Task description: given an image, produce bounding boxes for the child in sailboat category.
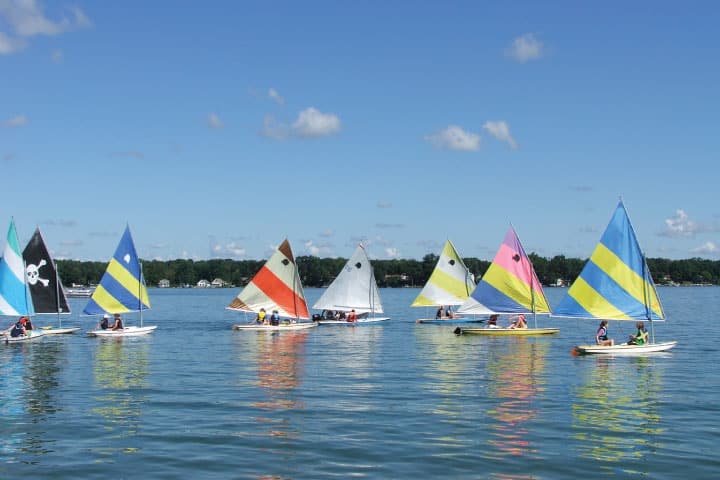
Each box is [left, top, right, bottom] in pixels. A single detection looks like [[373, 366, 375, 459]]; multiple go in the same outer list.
[[508, 314, 527, 329], [8, 317, 28, 338], [627, 322, 648, 345], [488, 314, 500, 328], [111, 314, 124, 330], [99, 314, 110, 330], [596, 320, 614, 346]]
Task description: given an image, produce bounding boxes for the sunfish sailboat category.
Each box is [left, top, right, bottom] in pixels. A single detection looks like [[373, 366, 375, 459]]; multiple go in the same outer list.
[[1, 219, 43, 343], [84, 226, 156, 337], [230, 239, 317, 331], [312, 243, 389, 324], [411, 239, 478, 324], [23, 228, 78, 334], [554, 201, 676, 354], [455, 226, 558, 336]]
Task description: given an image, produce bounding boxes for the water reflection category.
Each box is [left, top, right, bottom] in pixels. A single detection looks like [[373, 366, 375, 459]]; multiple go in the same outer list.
[[0, 339, 65, 462], [572, 356, 663, 471], [91, 338, 150, 456], [484, 338, 548, 459]]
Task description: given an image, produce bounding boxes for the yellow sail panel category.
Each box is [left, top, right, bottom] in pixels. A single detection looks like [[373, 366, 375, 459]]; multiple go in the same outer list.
[[567, 276, 630, 320]]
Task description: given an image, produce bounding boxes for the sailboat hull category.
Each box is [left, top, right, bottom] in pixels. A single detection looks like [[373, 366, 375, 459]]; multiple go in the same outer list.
[[575, 341, 677, 355], [4, 330, 45, 343], [455, 327, 560, 336], [232, 322, 318, 331], [416, 317, 484, 324], [39, 326, 81, 335], [87, 326, 157, 337], [318, 317, 390, 325]]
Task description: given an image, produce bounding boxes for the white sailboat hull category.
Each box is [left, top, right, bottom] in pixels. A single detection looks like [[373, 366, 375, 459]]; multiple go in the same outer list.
[[87, 326, 157, 337], [39, 326, 81, 335], [575, 341, 677, 355], [4, 330, 45, 343], [318, 317, 390, 325], [232, 322, 318, 331], [455, 327, 560, 336], [416, 317, 484, 324]]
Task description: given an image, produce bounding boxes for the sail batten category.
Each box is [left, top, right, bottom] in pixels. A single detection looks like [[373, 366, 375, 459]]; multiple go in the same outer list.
[[228, 239, 309, 319], [83, 226, 150, 315], [555, 201, 664, 321], [411, 240, 475, 307]]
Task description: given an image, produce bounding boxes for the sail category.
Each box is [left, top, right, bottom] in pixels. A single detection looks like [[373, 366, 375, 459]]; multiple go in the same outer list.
[[22, 228, 70, 315], [554, 201, 664, 321], [0, 219, 35, 316], [312, 244, 383, 314], [83, 225, 150, 315], [228, 239, 309, 319], [458, 226, 550, 315], [411, 240, 475, 307]]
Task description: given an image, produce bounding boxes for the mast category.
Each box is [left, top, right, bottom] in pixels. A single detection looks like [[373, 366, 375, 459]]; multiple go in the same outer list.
[[54, 259, 62, 328], [139, 260, 144, 328]]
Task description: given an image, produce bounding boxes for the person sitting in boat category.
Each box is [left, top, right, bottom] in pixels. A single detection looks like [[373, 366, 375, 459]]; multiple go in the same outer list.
[[347, 309, 358, 323], [627, 322, 648, 345], [111, 314, 124, 331], [9, 317, 28, 338], [270, 310, 280, 326], [508, 314, 527, 329], [444, 306, 456, 319], [24, 317, 34, 331], [99, 314, 110, 330], [487, 314, 500, 329], [337, 310, 346, 320], [435, 306, 444, 319], [255, 308, 267, 324], [596, 320, 614, 346]]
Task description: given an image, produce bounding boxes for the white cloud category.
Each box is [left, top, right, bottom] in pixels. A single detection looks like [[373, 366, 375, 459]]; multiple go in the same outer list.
[[385, 247, 400, 258], [424, 125, 480, 151], [207, 112, 224, 129], [483, 121, 518, 149], [1, 114, 28, 128], [268, 88, 284, 105], [0, 31, 26, 54], [211, 241, 246, 259], [0, 1, 91, 55], [690, 241, 720, 255], [292, 107, 341, 138], [262, 114, 289, 139], [304, 240, 333, 256], [660, 209, 699, 238], [506, 33, 543, 63]]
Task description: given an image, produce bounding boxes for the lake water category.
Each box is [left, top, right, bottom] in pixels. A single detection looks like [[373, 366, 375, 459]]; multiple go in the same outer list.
[[1, 287, 718, 479]]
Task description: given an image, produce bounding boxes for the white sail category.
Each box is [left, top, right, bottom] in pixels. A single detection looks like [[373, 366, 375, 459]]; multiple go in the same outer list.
[[411, 240, 475, 307], [313, 244, 383, 314]]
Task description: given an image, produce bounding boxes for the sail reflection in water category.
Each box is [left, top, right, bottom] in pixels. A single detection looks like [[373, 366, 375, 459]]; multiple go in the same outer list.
[[92, 338, 150, 456], [484, 338, 549, 459], [0, 340, 66, 461], [572, 356, 663, 471]]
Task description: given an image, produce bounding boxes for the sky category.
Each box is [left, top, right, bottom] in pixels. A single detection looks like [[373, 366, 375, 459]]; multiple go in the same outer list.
[[2, 1, 719, 263]]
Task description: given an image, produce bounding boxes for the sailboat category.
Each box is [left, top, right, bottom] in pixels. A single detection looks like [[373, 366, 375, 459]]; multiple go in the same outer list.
[[455, 226, 558, 335], [1, 219, 43, 343], [554, 201, 676, 354], [411, 239, 479, 324], [312, 243, 390, 324], [22, 228, 78, 334], [229, 239, 317, 331], [84, 225, 156, 337]]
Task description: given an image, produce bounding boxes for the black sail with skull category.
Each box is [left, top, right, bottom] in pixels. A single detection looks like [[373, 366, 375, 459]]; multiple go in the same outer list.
[[22, 228, 70, 314]]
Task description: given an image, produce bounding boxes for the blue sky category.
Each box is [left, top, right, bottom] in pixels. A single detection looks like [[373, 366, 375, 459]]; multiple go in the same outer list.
[[2, 1, 719, 262]]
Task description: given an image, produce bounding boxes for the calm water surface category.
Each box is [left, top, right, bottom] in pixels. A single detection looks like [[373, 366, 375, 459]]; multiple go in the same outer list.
[[1, 287, 719, 479]]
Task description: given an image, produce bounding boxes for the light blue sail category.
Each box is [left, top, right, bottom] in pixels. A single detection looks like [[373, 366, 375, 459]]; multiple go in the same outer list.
[[83, 225, 150, 315], [0, 219, 35, 316], [555, 201, 664, 321]]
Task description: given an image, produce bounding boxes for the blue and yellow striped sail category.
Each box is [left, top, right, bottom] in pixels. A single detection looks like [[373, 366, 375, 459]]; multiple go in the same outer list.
[[0, 219, 35, 316], [555, 201, 664, 321], [83, 225, 150, 315]]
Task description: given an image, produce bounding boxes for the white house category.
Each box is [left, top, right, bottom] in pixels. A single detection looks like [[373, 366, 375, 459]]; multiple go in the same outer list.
[[196, 279, 211, 288]]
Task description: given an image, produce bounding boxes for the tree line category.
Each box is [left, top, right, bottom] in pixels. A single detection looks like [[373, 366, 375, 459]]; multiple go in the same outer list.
[[56, 254, 720, 288]]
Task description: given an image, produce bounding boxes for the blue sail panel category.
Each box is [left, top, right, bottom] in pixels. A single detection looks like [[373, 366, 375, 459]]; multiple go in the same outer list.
[[470, 281, 528, 314], [598, 204, 646, 278], [0, 220, 35, 316]]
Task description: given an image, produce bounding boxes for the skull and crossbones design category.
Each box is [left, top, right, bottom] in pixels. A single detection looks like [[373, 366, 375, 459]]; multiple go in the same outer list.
[[26, 259, 50, 287]]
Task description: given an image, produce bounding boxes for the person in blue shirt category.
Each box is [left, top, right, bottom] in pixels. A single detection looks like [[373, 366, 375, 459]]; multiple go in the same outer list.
[[9, 317, 28, 338], [270, 310, 280, 326]]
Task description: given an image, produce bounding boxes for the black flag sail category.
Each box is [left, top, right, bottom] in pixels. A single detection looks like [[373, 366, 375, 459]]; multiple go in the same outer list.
[[22, 228, 70, 315]]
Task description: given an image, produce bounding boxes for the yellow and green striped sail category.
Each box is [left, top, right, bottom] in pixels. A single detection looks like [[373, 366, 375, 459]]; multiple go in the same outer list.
[[411, 240, 475, 307], [555, 201, 664, 321], [83, 225, 150, 315]]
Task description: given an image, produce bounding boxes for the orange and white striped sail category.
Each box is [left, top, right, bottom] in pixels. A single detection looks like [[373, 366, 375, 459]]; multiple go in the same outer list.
[[227, 239, 309, 319]]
